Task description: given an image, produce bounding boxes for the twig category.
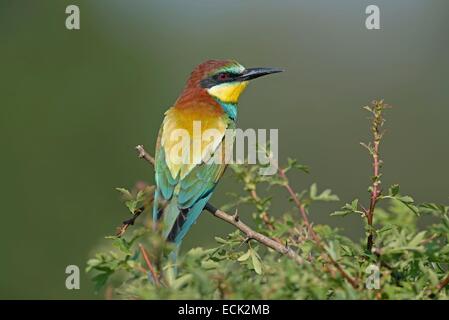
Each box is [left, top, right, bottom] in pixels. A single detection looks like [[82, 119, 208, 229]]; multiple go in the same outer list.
[[205, 203, 304, 265], [363, 100, 388, 252], [135, 145, 305, 265], [116, 183, 156, 237], [249, 189, 275, 231], [138, 243, 161, 287], [437, 273, 449, 293], [278, 168, 317, 239], [116, 206, 145, 237], [276, 165, 359, 289], [104, 285, 113, 300], [136, 145, 155, 165]]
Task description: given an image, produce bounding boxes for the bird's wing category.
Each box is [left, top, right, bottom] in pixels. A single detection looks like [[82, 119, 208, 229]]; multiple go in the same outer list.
[[167, 153, 228, 243], [153, 104, 233, 244]]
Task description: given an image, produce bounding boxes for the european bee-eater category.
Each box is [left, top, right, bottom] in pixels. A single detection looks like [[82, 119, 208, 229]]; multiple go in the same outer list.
[[153, 59, 282, 249]]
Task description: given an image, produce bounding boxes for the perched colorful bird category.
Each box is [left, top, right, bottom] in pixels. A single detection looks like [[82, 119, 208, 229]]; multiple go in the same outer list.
[[153, 59, 282, 250]]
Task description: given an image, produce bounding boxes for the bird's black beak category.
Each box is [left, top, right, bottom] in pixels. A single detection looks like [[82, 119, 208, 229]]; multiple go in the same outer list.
[[237, 67, 284, 81]]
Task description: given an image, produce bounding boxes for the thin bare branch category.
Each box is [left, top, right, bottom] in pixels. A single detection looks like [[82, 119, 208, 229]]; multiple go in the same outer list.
[[276, 165, 359, 289], [134, 145, 305, 266], [278, 167, 317, 239], [437, 273, 449, 293], [116, 206, 145, 237], [138, 243, 161, 287], [136, 145, 155, 165], [204, 203, 304, 265]]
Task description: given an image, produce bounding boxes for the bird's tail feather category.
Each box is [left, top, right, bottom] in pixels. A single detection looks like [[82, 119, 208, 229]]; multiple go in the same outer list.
[[154, 189, 213, 245], [171, 194, 212, 244], [152, 188, 213, 279]]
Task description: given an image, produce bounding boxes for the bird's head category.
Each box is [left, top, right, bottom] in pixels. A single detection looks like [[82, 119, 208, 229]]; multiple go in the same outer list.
[[178, 60, 283, 105]]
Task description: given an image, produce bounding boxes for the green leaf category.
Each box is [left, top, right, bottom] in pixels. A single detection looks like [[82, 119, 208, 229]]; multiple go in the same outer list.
[[310, 183, 318, 198], [92, 272, 111, 291], [136, 190, 146, 202], [330, 199, 362, 217], [201, 260, 219, 270], [330, 210, 352, 217], [125, 200, 138, 213], [382, 193, 420, 215], [115, 187, 132, 199], [397, 195, 414, 204], [389, 184, 400, 197], [250, 250, 263, 275], [112, 238, 131, 255], [419, 203, 448, 216], [214, 237, 228, 244], [409, 231, 426, 247], [310, 183, 340, 202], [237, 250, 251, 262], [350, 199, 359, 210], [286, 158, 309, 174]]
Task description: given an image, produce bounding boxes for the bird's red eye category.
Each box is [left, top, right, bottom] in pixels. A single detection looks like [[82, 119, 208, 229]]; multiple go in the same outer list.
[[218, 73, 230, 81]]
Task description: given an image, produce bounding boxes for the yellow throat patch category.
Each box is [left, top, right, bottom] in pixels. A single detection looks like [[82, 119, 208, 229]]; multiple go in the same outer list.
[[207, 81, 249, 103]]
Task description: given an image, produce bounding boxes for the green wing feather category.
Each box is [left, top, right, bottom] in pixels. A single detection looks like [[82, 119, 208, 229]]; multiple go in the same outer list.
[[153, 117, 232, 245]]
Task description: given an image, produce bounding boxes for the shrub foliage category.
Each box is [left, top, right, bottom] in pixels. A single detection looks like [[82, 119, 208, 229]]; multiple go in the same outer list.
[[87, 101, 449, 299]]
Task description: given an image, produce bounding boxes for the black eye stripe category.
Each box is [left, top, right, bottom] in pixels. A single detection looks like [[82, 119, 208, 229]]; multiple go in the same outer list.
[[201, 72, 239, 88]]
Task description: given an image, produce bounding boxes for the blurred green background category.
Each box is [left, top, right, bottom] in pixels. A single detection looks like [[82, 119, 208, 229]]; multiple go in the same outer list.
[[1, 0, 448, 299]]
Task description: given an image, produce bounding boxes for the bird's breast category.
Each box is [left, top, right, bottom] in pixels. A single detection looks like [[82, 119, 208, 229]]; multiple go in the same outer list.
[[161, 102, 231, 179]]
